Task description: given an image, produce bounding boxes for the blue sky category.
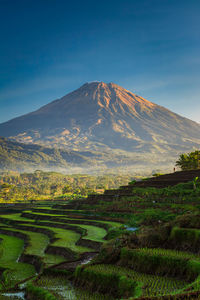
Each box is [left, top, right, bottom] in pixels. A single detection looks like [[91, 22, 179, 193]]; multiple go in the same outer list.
[[0, 0, 200, 123]]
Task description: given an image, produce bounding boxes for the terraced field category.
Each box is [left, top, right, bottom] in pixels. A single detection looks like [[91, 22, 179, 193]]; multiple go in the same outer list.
[[83, 264, 187, 297], [0, 201, 122, 298], [0, 234, 35, 289], [1, 171, 200, 299]]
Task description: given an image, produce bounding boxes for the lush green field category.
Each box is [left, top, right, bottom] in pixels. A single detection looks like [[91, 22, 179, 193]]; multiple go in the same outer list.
[[21, 210, 123, 227], [19, 223, 93, 253], [72, 224, 106, 242], [0, 227, 65, 266], [0, 213, 35, 222], [0, 227, 49, 256], [0, 234, 35, 289], [1, 175, 200, 299], [0, 211, 122, 228]]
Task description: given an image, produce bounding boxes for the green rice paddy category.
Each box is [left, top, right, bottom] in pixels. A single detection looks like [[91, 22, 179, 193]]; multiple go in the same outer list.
[[86, 264, 187, 297], [1, 178, 200, 299], [0, 234, 35, 288], [19, 223, 93, 253], [36, 275, 113, 300]]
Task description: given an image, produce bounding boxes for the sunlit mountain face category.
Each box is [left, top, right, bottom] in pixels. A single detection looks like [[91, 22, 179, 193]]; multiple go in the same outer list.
[[0, 81, 200, 154]]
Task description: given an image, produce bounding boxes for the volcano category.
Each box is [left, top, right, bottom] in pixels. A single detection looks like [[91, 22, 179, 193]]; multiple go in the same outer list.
[[0, 81, 200, 154]]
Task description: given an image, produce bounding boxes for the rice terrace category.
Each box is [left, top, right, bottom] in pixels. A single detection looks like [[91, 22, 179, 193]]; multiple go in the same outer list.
[[0, 169, 200, 299]]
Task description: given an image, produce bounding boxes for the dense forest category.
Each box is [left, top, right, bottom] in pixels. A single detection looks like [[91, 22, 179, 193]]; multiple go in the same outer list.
[[0, 170, 133, 202]]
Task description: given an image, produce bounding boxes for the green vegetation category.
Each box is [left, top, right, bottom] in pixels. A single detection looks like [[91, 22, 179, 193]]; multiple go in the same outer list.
[[19, 210, 122, 229], [0, 169, 132, 202], [119, 248, 200, 281], [176, 150, 200, 170], [83, 264, 186, 297], [0, 234, 35, 289], [170, 226, 200, 249], [26, 282, 57, 300], [68, 224, 106, 243], [19, 223, 92, 253], [1, 227, 49, 256], [0, 213, 35, 222], [35, 275, 112, 300], [2, 169, 200, 298], [75, 265, 141, 298], [136, 247, 200, 261], [42, 254, 66, 266]]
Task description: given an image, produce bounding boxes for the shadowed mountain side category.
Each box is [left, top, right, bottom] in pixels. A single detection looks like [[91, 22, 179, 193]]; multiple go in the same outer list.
[[0, 137, 98, 172], [0, 137, 181, 173], [0, 82, 200, 153]]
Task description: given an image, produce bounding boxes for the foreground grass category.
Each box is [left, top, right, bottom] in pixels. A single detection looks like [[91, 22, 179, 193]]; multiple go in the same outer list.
[[0, 234, 35, 288]]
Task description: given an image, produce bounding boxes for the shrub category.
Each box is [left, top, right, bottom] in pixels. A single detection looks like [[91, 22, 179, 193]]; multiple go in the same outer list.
[[170, 227, 200, 251]]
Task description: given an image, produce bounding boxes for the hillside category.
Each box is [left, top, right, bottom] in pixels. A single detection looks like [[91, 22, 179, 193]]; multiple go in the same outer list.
[[0, 137, 100, 172], [0, 82, 200, 154], [0, 137, 175, 174], [0, 170, 132, 201]]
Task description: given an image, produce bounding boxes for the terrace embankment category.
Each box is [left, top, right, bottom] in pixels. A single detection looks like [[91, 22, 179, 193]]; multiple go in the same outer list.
[[49, 251, 98, 272], [21, 212, 110, 230], [45, 245, 76, 260], [85, 169, 200, 202], [74, 264, 141, 299]]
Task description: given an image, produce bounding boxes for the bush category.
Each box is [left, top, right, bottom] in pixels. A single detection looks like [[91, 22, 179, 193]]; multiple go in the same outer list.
[[105, 227, 124, 240], [170, 227, 200, 251]]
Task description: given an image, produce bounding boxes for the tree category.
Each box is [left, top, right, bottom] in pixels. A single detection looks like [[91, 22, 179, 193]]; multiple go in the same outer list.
[[62, 185, 73, 194], [50, 184, 58, 196], [176, 150, 200, 170]]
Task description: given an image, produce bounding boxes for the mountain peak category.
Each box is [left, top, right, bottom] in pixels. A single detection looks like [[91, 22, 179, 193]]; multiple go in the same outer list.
[[72, 81, 155, 113], [79, 81, 125, 90], [0, 82, 200, 154]]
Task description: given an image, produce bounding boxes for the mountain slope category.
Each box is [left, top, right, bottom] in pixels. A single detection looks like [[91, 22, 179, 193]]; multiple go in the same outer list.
[[1, 137, 155, 173], [0, 137, 98, 172], [0, 82, 200, 153]]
